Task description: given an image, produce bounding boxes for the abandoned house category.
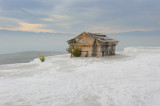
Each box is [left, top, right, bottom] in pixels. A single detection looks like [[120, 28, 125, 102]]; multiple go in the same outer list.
[[67, 32, 119, 57]]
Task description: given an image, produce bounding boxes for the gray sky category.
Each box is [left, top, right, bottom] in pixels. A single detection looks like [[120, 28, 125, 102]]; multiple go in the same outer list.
[[0, 0, 160, 34]]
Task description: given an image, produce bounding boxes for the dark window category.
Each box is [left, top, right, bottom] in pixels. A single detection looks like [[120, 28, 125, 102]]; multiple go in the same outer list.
[[102, 52, 104, 57]]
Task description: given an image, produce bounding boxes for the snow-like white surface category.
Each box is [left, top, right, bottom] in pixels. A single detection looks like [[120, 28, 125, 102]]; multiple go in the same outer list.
[[0, 47, 160, 106]]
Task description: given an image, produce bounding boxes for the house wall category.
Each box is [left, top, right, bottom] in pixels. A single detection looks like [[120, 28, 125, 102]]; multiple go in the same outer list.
[[74, 33, 95, 57], [72, 45, 116, 57], [97, 45, 116, 56], [79, 45, 92, 57], [80, 45, 116, 57]]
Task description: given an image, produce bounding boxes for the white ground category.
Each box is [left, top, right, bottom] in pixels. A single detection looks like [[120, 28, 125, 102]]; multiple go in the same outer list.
[[0, 47, 160, 106]]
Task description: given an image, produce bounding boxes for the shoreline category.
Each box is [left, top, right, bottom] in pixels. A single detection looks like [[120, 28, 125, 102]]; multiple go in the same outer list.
[[0, 51, 66, 65]]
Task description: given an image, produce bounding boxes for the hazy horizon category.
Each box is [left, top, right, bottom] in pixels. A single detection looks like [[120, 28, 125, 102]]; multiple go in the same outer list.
[[0, 30, 160, 54]]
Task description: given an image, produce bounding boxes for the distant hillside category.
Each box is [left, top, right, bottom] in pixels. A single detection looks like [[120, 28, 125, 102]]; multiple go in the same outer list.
[[0, 51, 66, 65]]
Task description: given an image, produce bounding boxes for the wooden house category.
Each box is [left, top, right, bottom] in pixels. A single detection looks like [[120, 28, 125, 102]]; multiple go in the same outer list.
[[67, 32, 119, 57]]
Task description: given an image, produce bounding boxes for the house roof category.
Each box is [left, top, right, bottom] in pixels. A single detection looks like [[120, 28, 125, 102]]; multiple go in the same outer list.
[[67, 32, 119, 45]]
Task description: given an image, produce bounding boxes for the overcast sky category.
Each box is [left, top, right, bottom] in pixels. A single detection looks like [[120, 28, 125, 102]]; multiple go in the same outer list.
[[0, 0, 160, 34]]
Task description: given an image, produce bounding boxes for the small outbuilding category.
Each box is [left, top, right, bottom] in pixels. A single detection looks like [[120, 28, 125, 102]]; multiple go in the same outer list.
[[67, 32, 119, 57]]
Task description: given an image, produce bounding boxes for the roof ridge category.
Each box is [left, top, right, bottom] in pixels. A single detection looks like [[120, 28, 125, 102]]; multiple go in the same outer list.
[[86, 32, 105, 35], [67, 32, 119, 44]]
